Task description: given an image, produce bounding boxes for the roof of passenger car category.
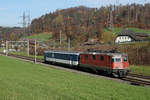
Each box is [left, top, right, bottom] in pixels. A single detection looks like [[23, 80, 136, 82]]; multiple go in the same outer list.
[[44, 50, 81, 55]]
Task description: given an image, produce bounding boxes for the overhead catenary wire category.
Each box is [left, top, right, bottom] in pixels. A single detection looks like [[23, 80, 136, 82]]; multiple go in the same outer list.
[[5, 40, 30, 56]]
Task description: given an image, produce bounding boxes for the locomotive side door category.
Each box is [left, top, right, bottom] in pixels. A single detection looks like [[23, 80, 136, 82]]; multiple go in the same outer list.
[[108, 56, 112, 68], [106, 56, 111, 68], [106, 56, 109, 68], [70, 55, 73, 66], [52, 53, 56, 63]]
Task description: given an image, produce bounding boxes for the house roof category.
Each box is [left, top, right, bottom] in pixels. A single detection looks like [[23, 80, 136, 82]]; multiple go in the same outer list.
[[117, 30, 149, 41]]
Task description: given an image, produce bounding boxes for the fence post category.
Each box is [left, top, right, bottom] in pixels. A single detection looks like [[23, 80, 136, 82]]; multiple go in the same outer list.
[[6, 41, 8, 56], [34, 40, 37, 64], [27, 40, 30, 56]]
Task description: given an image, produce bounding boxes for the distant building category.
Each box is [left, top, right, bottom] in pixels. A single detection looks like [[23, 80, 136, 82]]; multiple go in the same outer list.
[[83, 38, 99, 46], [0, 40, 5, 47], [115, 30, 149, 43]]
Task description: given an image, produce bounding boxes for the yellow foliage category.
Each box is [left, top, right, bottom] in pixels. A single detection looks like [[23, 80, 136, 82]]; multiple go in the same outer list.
[[102, 32, 116, 43]]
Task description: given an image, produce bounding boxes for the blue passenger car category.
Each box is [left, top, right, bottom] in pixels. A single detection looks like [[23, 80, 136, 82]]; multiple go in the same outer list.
[[44, 51, 80, 66]]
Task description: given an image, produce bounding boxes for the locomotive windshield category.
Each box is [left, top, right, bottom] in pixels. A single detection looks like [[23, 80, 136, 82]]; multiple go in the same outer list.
[[123, 56, 128, 62], [112, 58, 121, 62]]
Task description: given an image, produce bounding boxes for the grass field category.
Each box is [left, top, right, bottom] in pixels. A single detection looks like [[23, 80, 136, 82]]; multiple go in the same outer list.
[[0, 55, 150, 100], [0, 48, 4, 54], [104, 27, 150, 35], [9, 51, 44, 59], [130, 65, 150, 76], [23, 32, 52, 41]]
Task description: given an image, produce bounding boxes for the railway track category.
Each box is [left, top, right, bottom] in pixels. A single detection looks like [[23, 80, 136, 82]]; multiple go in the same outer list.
[[123, 73, 150, 86], [8, 53, 44, 63], [122, 76, 150, 86], [0, 52, 150, 87], [128, 73, 150, 80], [0, 52, 43, 63]]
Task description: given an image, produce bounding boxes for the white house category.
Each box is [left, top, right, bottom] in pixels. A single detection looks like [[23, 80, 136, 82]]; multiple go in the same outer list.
[[115, 30, 149, 43], [115, 36, 132, 43]]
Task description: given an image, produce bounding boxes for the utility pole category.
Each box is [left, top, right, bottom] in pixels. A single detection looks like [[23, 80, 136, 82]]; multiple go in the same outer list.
[[86, 9, 90, 39], [144, 0, 147, 5], [136, 5, 138, 22], [144, 0, 147, 28], [27, 40, 29, 56], [19, 11, 30, 35], [116, 0, 120, 16], [68, 37, 70, 51], [6, 40, 8, 56], [128, 0, 130, 26], [60, 30, 62, 45], [22, 12, 27, 33], [109, 6, 114, 32], [34, 40, 37, 64], [27, 12, 31, 35], [66, 16, 71, 51]]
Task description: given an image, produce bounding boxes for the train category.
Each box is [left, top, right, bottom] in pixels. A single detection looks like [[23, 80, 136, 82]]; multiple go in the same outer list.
[[44, 50, 130, 77]]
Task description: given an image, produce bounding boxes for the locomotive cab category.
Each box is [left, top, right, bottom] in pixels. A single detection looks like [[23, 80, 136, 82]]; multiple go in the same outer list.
[[112, 55, 130, 77], [112, 57, 123, 69]]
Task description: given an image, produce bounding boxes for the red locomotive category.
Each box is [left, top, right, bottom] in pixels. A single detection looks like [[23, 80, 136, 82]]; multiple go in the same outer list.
[[79, 52, 130, 77]]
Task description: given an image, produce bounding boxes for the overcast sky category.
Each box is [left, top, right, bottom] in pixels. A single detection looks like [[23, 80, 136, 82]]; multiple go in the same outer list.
[[0, 0, 149, 27]]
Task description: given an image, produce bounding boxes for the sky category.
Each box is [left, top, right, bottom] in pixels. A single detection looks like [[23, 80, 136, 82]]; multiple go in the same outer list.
[[0, 0, 149, 27]]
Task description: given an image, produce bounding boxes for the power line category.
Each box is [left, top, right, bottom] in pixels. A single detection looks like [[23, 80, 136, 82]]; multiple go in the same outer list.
[[19, 11, 31, 35], [27, 12, 31, 35], [116, 0, 120, 16], [20, 12, 28, 28]]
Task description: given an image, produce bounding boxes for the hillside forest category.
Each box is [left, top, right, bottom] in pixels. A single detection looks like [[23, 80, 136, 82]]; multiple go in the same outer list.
[[1, 4, 150, 43], [30, 4, 150, 44], [0, 3, 150, 66]]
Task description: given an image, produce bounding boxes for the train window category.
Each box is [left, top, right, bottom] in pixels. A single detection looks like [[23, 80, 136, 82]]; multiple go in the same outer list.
[[116, 58, 121, 62], [48, 53, 51, 57], [85, 55, 88, 60], [112, 58, 115, 62], [92, 55, 96, 60], [123, 57, 128, 62], [52, 53, 55, 57], [112, 58, 121, 62], [100, 56, 104, 61]]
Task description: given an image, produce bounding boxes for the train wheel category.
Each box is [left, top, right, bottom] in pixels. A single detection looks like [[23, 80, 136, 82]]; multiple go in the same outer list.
[[119, 71, 126, 78]]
